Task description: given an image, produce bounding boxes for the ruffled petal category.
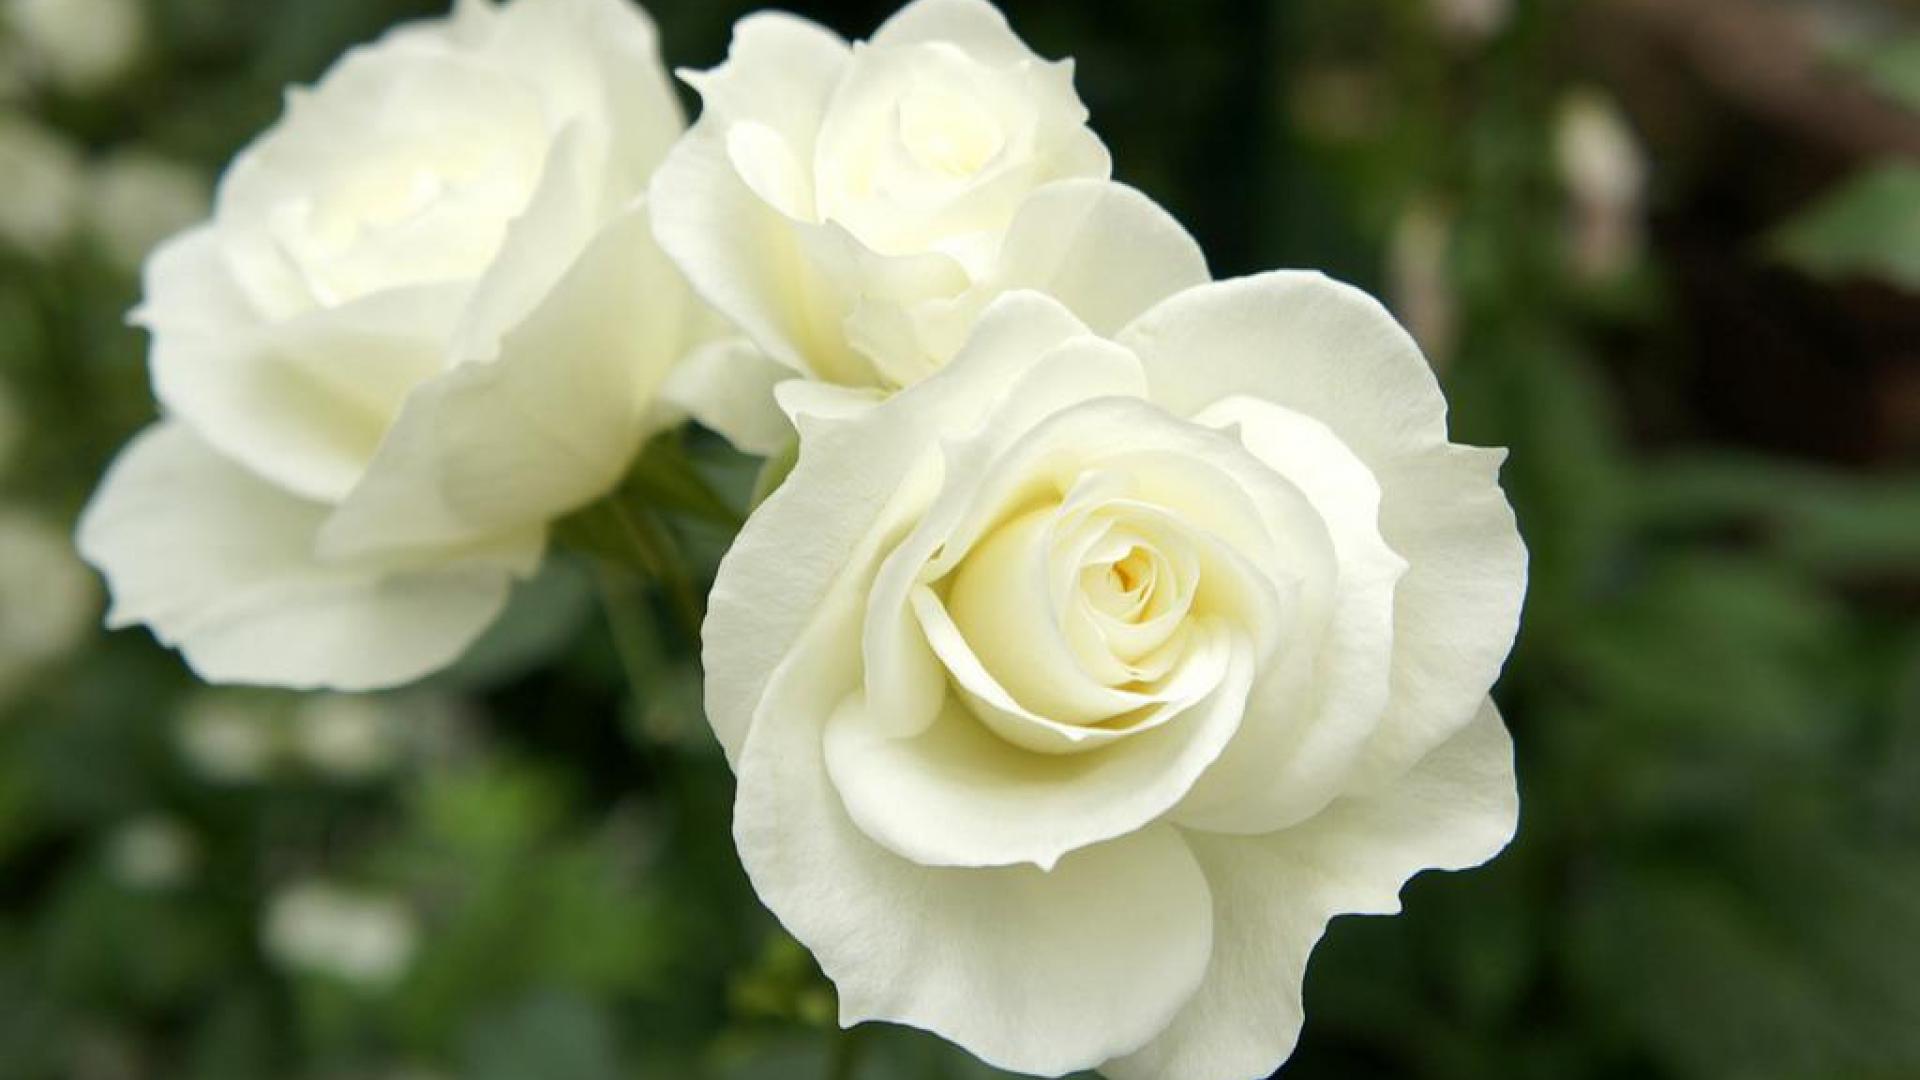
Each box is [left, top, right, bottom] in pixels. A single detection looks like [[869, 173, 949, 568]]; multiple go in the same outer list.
[[733, 597, 1215, 1075], [703, 292, 1095, 763], [1121, 272, 1524, 814], [1105, 699, 1519, 1080], [825, 626, 1252, 869], [143, 225, 457, 503], [870, 0, 1046, 69], [78, 423, 538, 691], [1172, 395, 1407, 834], [318, 201, 686, 559], [659, 336, 795, 456]]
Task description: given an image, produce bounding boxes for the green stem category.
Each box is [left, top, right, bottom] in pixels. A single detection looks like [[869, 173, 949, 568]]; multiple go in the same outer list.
[[593, 561, 659, 706], [824, 1024, 867, 1080], [603, 497, 706, 643]]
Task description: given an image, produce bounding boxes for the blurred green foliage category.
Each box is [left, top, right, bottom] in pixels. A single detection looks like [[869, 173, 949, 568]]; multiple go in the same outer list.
[[0, 0, 1916, 1078]]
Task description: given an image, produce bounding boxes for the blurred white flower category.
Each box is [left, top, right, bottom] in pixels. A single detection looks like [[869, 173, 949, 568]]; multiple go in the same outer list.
[[0, 112, 82, 258], [0, 509, 98, 703], [84, 151, 209, 271], [293, 694, 401, 780], [263, 881, 417, 988], [1429, 0, 1511, 42], [1555, 88, 1649, 280], [105, 815, 198, 890], [5, 0, 143, 93], [1388, 199, 1459, 370], [174, 691, 281, 782]]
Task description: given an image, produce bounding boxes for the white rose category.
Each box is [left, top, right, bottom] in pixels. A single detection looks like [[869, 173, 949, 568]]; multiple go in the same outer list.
[[705, 275, 1526, 1079], [649, 0, 1207, 446], [79, 0, 702, 690]]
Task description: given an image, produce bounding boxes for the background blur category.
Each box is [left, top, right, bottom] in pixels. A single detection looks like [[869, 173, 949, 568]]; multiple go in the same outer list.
[[2, 0, 1917, 1077]]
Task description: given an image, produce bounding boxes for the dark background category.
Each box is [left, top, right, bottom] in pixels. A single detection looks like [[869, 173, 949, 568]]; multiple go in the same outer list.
[[0, 0, 1916, 1077]]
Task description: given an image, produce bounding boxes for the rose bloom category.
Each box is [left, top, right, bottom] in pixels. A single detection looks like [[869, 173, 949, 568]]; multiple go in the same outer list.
[[650, 0, 1207, 447], [80, 0, 708, 690], [706, 276, 1526, 1079]]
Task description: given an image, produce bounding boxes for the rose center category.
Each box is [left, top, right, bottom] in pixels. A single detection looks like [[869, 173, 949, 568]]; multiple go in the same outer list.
[[897, 85, 1005, 178], [1080, 545, 1161, 623]]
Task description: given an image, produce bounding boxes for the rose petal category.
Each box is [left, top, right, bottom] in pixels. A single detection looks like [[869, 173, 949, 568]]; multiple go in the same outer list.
[[652, 123, 875, 382], [870, 0, 1048, 69], [1120, 271, 1449, 466], [77, 423, 537, 691], [734, 602, 1215, 1075], [911, 584, 1222, 755], [478, 0, 682, 203], [318, 201, 686, 559], [703, 292, 1095, 763], [1172, 395, 1407, 834], [988, 178, 1208, 336], [1105, 698, 1519, 1080], [1357, 444, 1527, 785], [680, 12, 849, 152], [659, 336, 795, 456], [144, 225, 458, 503], [1121, 272, 1524, 817], [451, 123, 599, 363], [859, 331, 1144, 739], [826, 619, 1251, 870]]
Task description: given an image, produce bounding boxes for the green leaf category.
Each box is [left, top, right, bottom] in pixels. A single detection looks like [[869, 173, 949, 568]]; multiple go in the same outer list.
[[460, 992, 624, 1080], [1635, 453, 1920, 577], [625, 431, 747, 530], [1769, 164, 1920, 290], [1833, 35, 1920, 113]]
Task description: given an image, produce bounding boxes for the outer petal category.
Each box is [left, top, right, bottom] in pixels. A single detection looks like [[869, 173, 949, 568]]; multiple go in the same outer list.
[[651, 14, 853, 377], [1121, 273, 1525, 798], [78, 423, 538, 691], [1357, 444, 1526, 784], [477, 0, 683, 205], [141, 227, 457, 504], [989, 179, 1208, 338], [679, 12, 849, 151], [1171, 395, 1406, 835], [1120, 271, 1451, 465], [651, 124, 870, 381], [874, 179, 1208, 377], [318, 202, 686, 559], [734, 598, 1214, 1076], [451, 123, 599, 364], [1105, 699, 1519, 1080], [870, 0, 1045, 68], [658, 336, 794, 456]]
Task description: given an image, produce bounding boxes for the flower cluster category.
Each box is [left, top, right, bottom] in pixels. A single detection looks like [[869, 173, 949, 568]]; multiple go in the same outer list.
[[77, 1, 1527, 1077]]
